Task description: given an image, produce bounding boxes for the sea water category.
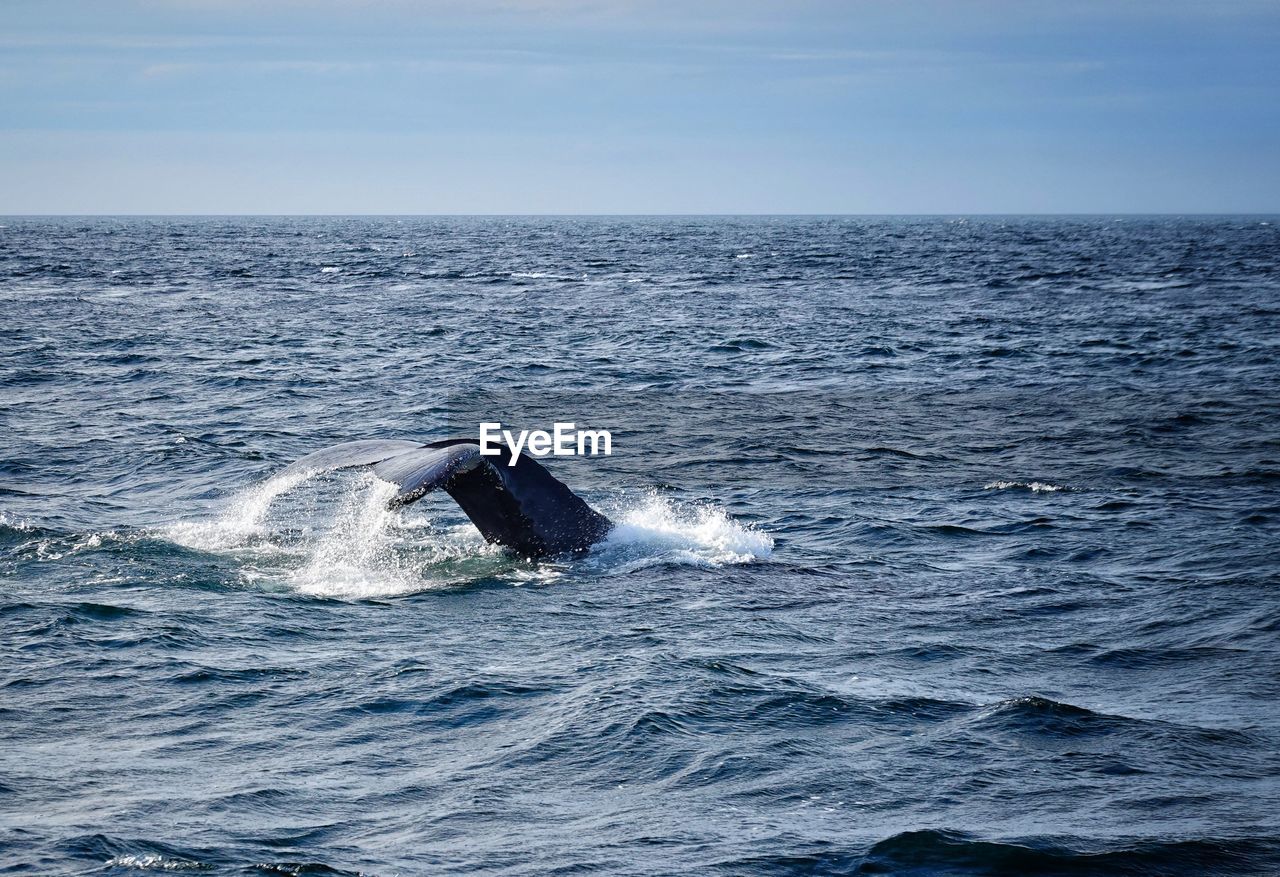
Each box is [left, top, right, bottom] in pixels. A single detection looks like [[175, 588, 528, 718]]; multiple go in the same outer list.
[[2, 216, 1278, 874]]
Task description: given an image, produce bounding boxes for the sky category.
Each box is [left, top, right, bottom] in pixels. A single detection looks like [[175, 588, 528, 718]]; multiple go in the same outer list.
[[1, 0, 1277, 214]]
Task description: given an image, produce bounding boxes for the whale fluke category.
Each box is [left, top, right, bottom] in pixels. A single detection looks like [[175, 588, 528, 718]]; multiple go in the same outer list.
[[280, 439, 612, 557], [280, 439, 426, 475]]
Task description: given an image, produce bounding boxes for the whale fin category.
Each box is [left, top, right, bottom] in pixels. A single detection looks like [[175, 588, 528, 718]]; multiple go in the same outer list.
[[374, 441, 612, 557], [279, 438, 612, 557], [372, 444, 485, 506], [280, 439, 426, 476]]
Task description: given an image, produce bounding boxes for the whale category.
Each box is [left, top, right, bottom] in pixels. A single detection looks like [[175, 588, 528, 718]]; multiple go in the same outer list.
[[279, 439, 613, 558]]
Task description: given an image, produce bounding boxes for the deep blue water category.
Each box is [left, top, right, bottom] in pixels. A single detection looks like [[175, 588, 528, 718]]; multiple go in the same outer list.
[[2, 216, 1279, 876]]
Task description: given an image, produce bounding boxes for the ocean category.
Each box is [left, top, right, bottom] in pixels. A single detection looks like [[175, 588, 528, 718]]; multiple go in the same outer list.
[[2, 216, 1278, 875]]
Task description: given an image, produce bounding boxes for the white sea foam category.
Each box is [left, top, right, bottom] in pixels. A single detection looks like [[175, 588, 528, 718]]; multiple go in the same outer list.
[[1, 511, 134, 561], [104, 854, 206, 871], [592, 492, 773, 571], [984, 480, 1066, 493], [0, 512, 34, 531], [320, 266, 341, 273], [34, 531, 117, 561]]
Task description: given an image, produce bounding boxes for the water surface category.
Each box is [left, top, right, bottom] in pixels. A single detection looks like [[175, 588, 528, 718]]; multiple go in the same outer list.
[[2, 216, 1278, 875]]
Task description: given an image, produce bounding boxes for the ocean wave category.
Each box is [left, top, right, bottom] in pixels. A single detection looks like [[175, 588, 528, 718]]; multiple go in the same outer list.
[[858, 829, 1280, 876], [0, 518, 148, 564], [0, 511, 37, 534], [970, 695, 1117, 737], [961, 696, 1262, 751], [708, 337, 775, 352], [984, 480, 1067, 492]]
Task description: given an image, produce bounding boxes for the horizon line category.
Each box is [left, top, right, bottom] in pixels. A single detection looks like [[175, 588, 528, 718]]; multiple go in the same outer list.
[[3, 212, 1278, 219]]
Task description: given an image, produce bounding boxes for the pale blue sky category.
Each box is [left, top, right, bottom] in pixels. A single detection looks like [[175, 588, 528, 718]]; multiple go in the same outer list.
[[2, 0, 1277, 213]]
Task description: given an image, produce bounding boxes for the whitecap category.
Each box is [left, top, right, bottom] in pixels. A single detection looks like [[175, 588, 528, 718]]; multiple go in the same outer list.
[[984, 480, 1066, 493], [104, 854, 206, 871], [0, 512, 34, 531]]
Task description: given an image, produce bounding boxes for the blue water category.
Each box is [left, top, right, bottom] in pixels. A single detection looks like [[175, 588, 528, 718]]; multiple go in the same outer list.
[[2, 216, 1278, 875]]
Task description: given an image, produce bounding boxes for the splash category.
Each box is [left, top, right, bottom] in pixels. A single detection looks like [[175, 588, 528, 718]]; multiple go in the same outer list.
[[593, 492, 773, 571], [165, 473, 770, 599], [286, 475, 403, 597], [166, 468, 315, 552], [284, 475, 503, 599], [166, 470, 505, 598]]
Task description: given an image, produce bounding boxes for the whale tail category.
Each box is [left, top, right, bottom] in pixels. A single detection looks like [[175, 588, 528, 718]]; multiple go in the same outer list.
[[280, 439, 612, 557]]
